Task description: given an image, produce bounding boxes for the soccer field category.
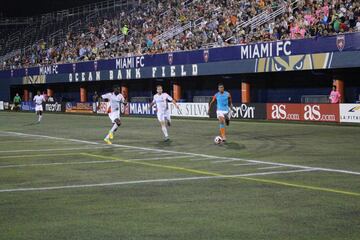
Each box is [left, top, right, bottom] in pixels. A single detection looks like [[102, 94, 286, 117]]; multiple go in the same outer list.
[[0, 111, 359, 240]]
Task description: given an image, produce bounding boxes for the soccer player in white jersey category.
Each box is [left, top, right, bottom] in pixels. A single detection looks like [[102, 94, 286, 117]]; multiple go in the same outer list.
[[150, 85, 179, 141], [101, 86, 126, 144], [33, 91, 46, 123]]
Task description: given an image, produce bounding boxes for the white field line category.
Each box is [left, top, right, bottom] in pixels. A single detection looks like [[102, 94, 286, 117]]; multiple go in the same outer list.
[[2, 131, 360, 176], [258, 166, 285, 170], [212, 159, 245, 164], [130, 151, 152, 154], [139, 152, 177, 156], [0, 169, 317, 193], [189, 157, 219, 161], [0, 139, 73, 144], [0, 155, 193, 169], [232, 163, 260, 166], [122, 149, 147, 153], [0, 153, 80, 159], [0, 146, 110, 153]]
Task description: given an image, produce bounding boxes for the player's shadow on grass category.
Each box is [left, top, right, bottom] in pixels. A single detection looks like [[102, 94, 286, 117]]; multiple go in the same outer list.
[[221, 142, 246, 150], [155, 140, 173, 147], [22, 122, 39, 126]]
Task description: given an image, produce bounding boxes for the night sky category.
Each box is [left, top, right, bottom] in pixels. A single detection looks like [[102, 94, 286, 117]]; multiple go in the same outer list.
[[1, 0, 103, 18]]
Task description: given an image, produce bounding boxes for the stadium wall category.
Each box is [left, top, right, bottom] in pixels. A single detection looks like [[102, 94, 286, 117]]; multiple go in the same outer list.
[[8, 101, 360, 124]]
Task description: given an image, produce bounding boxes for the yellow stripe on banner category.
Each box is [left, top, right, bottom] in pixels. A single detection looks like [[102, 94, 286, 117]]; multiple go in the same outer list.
[[81, 153, 360, 197]]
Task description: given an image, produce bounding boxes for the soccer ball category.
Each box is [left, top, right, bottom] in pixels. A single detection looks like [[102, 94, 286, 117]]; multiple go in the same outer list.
[[214, 136, 223, 144]]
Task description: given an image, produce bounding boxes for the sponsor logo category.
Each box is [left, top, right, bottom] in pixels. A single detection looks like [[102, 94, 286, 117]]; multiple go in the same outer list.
[[168, 53, 174, 65], [23, 75, 46, 85], [94, 61, 98, 71], [304, 105, 321, 121], [340, 104, 360, 123], [65, 102, 93, 113], [256, 53, 332, 72], [304, 105, 336, 122], [21, 102, 36, 111], [336, 34, 345, 51], [203, 49, 209, 63], [97, 102, 128, 115], [97, 102, 109, 114], [75, 103, 92, 110], [232, 104, 255, 119], [129, 103, 155, 115], [268, 104, 339, 122], [270, 104, 300, 120], [3, 102, 9, 110], [169, 103, 209, 118], [72, 63, 76, 73], [349, 106, 360, 113], [68, 64, 199, 82], [66, 102, 73, 110], [115, 56, 145, 69], [39, 65, 59, 75], [45, 103, 62, 112]]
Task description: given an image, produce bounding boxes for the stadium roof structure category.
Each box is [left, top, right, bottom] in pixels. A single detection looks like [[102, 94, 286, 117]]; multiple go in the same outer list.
[[0, 0, 111, 18]]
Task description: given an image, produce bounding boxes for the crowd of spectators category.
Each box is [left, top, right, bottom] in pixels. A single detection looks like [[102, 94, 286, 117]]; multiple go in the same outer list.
[[1, 0, 359, 70]]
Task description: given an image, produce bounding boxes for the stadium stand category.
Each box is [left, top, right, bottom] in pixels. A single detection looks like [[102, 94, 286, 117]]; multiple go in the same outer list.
[[1, 0, 359, 70]]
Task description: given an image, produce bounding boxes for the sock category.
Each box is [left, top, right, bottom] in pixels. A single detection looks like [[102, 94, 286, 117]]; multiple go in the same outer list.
[[38, 115, 42, 122], [110, 123, 118, 133], [219, 124, 225, 138], [161, 125, 168, 138], [106, 124, 118, 139]]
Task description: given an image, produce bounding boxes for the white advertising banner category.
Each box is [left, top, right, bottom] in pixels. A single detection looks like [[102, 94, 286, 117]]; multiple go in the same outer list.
[[97, 102, 109, 114], [0, 101, 4, 111], [169, 103, 209, 118], [340, 104, 360, 123]]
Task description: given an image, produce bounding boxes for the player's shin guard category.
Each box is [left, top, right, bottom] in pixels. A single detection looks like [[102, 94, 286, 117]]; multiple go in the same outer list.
[[219, 124, 225, 139], [161, 125, 168, 138]]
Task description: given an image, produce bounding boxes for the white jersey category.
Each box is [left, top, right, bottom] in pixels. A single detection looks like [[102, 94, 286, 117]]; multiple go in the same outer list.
[[33, 95, 45, 105], [152, 93, 173, 113], [102, 92, 125, 113]]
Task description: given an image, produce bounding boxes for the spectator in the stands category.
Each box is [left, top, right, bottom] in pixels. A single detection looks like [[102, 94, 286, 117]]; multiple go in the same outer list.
[[1, 0, 359, 70], [329, 85, 341, 104]]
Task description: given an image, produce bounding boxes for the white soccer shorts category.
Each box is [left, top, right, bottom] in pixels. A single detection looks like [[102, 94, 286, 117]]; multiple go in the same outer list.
[[157, 110, 171, 122], [108, 110, 120, 123], [216, 110, 229, 119], [35, 105, 43, 112]]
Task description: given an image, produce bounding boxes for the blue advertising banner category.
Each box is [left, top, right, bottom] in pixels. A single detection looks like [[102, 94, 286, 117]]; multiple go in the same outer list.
[[21, 101, 35, 111], [0, 32, 359, 79]]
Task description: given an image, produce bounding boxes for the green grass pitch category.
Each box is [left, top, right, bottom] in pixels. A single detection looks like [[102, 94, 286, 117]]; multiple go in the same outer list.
[[0, 111, 359, 240]]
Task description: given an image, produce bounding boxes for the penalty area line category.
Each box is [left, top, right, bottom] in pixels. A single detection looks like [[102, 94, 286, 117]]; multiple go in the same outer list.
[[0, 169, 317, 193]]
